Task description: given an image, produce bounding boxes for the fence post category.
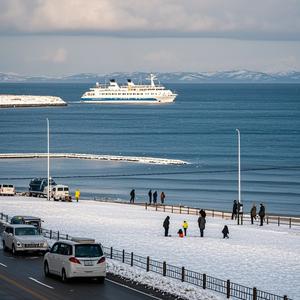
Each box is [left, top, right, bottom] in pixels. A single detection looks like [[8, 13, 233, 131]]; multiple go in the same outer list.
[[66, 234, 68, 240], [283, 296, 288, 300], [180, 206, 182, 214], [187, 207, 189, 214], [163, 205, 165, 212], [289, 218, 291, 228], [212, 210, 214, 218], [241, 214, 243, 225], [181, 267, 185, 282], [50, 230, 52, 239], [163, 261, 166, 276], [155, 205, 157, 211], [253, 287, 257, 300], [203, 273, 206, 289], [145, 203, 147, 210], [57, 231, 60, 240], [226, 280, 230, 298], [110, 247, 113, 259], [267, 216, 269, 224], [122, 249, 125, 263], [171, 206, 173, 213], [222, 211, 224, 219], [146, 256, 150, 272], [131, 252, 133, 266], [278, 216, 280, 226]]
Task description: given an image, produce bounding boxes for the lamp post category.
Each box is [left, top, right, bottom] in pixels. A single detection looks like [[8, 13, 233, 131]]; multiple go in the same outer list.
[[236, 128, 241, 225], [47, 118, 50, 201]]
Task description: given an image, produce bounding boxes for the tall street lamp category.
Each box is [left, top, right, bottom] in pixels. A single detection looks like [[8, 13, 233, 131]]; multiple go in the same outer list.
[[47, 118, 50, 201], [236, 128, 242, 225]]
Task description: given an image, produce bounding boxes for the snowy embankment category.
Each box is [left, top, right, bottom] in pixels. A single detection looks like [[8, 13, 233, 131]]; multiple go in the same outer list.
[[0, 95, 67, 107], [0, 197, 299, 299], [0, 153, 187, 165]]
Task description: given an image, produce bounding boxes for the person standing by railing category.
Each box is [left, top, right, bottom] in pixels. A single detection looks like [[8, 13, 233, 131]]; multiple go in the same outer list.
[[250, 203, 257, 224], [153, 191, 158, 204], [75, 189, 80, 202], [160, 191, 165, 204], [258, 203, 265, 226], [231, 200, 237, 220], [148, 189, 152, 204], [130, 189, 135, 203]]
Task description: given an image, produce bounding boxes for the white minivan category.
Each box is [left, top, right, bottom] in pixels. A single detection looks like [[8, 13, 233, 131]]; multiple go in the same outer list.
[[0, 184, 16, 196], [44, 238, 106, 282], [51, 185, 71, 201]]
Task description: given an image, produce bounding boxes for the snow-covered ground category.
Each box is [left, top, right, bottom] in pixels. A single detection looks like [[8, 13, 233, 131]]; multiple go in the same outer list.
[[0, 153, 187, 165], [0, 196, 299, 298], [0, 95, 66, 107]]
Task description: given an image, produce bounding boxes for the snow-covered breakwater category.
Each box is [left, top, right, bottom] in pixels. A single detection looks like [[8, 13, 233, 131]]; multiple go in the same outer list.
[[0, 95, 67, 108], [0, 153, 188, 165]]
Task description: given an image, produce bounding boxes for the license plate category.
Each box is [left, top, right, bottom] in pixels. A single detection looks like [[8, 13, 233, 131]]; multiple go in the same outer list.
[[84, 260, 93, 266]]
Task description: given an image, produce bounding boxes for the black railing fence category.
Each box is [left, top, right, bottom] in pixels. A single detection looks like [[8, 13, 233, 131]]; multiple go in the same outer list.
[[0, 211, 291, 300]]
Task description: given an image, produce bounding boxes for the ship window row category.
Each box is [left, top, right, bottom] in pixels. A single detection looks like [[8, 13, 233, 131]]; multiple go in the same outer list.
[[99, 92, 159, 95]]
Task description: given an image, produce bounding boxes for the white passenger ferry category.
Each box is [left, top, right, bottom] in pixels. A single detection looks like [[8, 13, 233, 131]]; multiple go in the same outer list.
[[81, 74, 177, 104]]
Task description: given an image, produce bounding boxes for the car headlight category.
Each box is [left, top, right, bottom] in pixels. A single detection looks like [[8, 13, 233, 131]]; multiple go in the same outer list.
[[16, 241, 22, 247], [43, 241, 48, 247]]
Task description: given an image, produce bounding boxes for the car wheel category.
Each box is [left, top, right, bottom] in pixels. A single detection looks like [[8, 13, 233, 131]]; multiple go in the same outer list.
[[12, 244, 18, 255], [61, 269, 68, 283], [44, 262, 50, 277], [97, 277, 105, 284]]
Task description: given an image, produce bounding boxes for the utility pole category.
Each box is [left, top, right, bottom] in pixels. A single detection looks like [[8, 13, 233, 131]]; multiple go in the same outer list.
[[236, 128, 241, 225], [47, 118, 50, 201]]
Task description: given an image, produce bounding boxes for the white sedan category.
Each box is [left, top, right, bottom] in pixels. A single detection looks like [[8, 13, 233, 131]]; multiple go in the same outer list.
[[44, 238, 106, 283]]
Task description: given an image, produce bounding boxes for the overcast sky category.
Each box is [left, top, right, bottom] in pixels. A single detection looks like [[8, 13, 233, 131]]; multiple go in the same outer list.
[[0, 0, 300, 76]]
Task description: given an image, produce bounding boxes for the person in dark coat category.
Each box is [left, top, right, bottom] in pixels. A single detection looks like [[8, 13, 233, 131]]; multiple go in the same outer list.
[[130, 189, 135, 203], [160, 192, 166, 204], [163, 216, 170, 237], [258, 203, 265, 226], [148, 190, 152, 204], [198, 211, 206, 237], [250, 203, 257, 225], [222, 225, 229, 238], [153, 191, 158, 204], [231, 200, 238, 220]]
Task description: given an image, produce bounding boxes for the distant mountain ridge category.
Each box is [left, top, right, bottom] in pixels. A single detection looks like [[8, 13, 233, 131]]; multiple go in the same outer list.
[[1, 70, 300, 83]]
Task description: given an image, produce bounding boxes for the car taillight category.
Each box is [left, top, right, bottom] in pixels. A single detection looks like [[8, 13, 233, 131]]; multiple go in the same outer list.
[[69, 257, 81, 264], [97, 257, 105, 264]]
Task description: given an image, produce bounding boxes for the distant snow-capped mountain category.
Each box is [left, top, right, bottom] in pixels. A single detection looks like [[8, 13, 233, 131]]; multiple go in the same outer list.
[[1, 70, 300, 83]]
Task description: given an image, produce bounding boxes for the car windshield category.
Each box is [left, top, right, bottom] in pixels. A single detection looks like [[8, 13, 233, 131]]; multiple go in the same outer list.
[[75, 244, 103, 258], [15, 227, 39, 236]]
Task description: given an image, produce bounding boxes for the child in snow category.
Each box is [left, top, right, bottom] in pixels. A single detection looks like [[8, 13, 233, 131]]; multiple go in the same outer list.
[[222, 225, 229, 239], [177, 229, 184, 238], [182, 220, 188, 236]]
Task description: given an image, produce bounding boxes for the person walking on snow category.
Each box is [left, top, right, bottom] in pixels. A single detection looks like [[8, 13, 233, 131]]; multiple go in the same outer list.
[[231, 200, 237, 220], [163, 216, 170, 237], [148, 189, 152, 204], [153, 191, 158, 204], [198, 210, 206, 237], [182, 220, 188, 236], [130, 189, 135, 204], [222, 225, 229, 238], [258, 203, 265, 226], [160, 192, 166, 204], [250, 203, 257, 225], [75, 189, 80, 202]]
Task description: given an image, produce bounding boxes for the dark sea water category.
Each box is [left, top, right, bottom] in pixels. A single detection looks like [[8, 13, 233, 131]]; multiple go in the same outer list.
[[0, 83, 299, 215]]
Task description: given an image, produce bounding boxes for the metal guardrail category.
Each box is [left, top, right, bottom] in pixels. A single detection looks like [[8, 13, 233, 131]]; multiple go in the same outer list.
[[144, 203, 300, 228], [0, 211, 292, 300]]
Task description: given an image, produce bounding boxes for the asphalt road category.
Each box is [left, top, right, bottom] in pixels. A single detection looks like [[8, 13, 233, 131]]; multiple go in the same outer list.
[[0, 249, 161, 300]]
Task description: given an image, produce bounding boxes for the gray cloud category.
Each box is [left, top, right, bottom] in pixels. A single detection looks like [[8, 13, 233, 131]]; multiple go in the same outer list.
[[0, 0, 300, 40]]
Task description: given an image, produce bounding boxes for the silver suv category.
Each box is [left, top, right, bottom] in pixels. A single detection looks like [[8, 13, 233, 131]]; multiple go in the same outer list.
[[2, 224, 49, 255]]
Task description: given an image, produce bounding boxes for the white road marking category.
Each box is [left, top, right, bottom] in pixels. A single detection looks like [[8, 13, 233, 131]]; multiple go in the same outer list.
[[28, 277, 54, 289], [0, 262, 7, 267], [106, 278, 162, 300]]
